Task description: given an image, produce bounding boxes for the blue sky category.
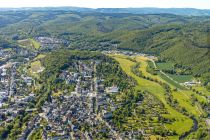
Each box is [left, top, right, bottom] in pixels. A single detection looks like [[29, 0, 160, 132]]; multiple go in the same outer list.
[[0, 0, 210, 9]]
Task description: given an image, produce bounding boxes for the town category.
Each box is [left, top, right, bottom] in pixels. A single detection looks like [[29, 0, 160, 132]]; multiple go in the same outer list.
[[17, 59, 123, 139], [0, 61, 36, 127], [0, 6, 210, 140], [0, 48, 209, 139]]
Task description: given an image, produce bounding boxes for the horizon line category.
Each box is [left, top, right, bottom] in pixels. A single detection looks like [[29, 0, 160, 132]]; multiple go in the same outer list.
[[0, 6, 210, 10]]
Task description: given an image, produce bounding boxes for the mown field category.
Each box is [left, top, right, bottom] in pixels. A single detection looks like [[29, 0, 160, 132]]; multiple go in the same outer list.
[[112, 55, 192, 138], [30, 61, 44, 73], [167, 74, 193, 83], [29, 60, 45, 79], [18, 38, 40, 50], [156, 62, 174, 70], [156, 62, 193, 83], [110, 54, 209, 139]]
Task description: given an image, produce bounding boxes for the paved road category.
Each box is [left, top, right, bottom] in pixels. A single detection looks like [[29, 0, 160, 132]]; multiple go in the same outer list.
[[98, 116, 122, 140], [9, 65, 16, 97]]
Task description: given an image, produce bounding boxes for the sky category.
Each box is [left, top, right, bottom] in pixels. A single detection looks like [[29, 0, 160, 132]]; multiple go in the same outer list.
[[0, 0, 210, 9]]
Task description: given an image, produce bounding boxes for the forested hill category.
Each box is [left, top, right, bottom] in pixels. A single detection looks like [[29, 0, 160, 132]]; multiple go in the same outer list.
[[100, 23, 210, 85], [0, 9, 209, 87], [1, 7, 210, 16], [95, 8, 210, 16]]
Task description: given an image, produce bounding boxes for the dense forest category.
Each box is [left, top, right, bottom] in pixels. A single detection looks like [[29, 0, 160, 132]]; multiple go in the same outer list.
[[0, 10, 209, 88]]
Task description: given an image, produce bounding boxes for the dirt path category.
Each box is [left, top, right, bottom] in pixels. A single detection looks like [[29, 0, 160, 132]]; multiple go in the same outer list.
[[151, 60, 182, 87]]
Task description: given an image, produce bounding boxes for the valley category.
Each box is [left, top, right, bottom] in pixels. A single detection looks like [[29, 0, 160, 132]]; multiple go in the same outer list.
[[110, 52, 209, 139], [0, 7, 209, 140]]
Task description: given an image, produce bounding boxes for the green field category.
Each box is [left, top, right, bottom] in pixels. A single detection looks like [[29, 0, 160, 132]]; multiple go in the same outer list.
[[139, 56, 206, 117], [156, 62, 194, 83], [18, 38, 40, 49], [30, 39, 41, 49], [167, 74, 193, 83], [157, 71, 185, 89], [192, 86, 210, 97], [110, 54, 209, 139], [156, 62, 174, 70], [29, 61, 45, 77], [172, 91, 204, 116], [34, 54, 46, 60], [147, 59, 185, 89], [135, 56, 168, 84], [112, 55, 193, 137]]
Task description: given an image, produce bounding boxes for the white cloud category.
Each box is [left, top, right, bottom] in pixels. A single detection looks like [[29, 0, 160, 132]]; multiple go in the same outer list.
[[0, 0, 209, 9]]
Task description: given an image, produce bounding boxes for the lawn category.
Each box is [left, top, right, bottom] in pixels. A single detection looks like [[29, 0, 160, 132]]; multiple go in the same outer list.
[[111, 54, 193, 136], [30, 38, 41, 49], [156, 62, 174, 70], [34, 54, 46, 60], [181, 90, 207, 104], [172, 91, 203, 117], [167, 74, 193, 83], [157, 71, 185, 89], [147, 59, 185, 89], [156, 62, 194, 83], [52, 91, 62, 97], [135, 56, 168, 85], [192, 86, 210, 97], [30, 61, 44, 74], [18, 38, 40, 49]]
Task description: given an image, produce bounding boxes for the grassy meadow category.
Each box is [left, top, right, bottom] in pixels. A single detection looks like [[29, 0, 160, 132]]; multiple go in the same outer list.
[[18, 38, 40, 50], [111, 55, 193, 138], [110, 54, 209, 139]]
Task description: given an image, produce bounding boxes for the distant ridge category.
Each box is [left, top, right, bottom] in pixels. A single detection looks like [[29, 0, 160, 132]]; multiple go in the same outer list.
[[95, 8, 210, 16], [1, 7, 210, 16]]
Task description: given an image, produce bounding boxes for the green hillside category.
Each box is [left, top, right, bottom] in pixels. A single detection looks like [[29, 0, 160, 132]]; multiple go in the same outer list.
[[0, 10, 209, 88], [101, 23, 210, 87], [0, 9, 210, 139]]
